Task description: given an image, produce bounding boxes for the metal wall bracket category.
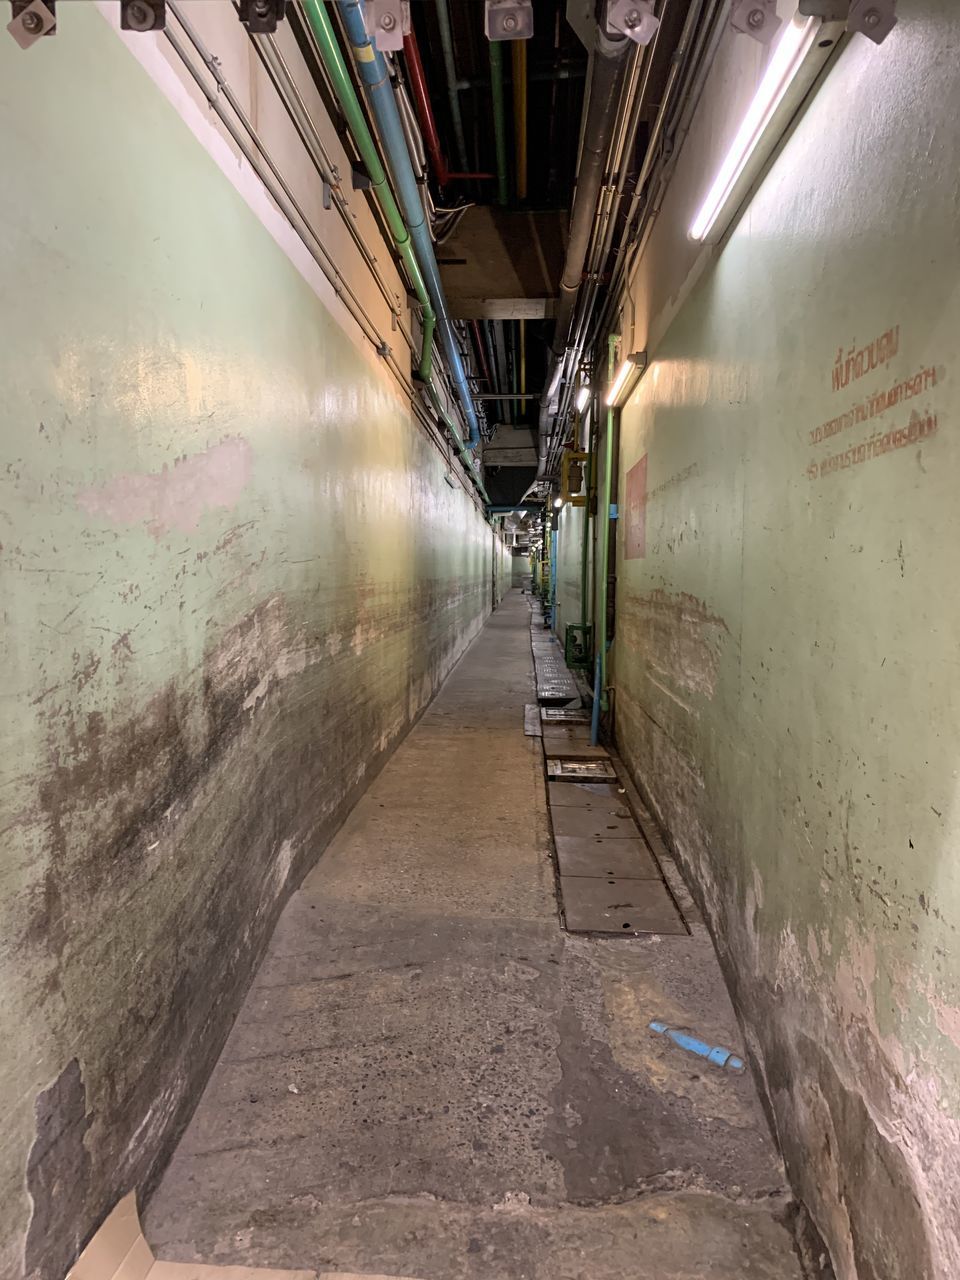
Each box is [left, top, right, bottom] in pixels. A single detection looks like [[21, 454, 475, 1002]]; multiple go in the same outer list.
[[120, 0, 165, 31], [7, 0, 55, 49], [729, 0, 782, 46], [847, 0, 897, 43], [321, 180, 332, 210], [605, 0, 660, 46], [485, 0, 534, 42], [365, 0, 409, 51], [351, 166, 373, 190], [237, 0, 286, 34]]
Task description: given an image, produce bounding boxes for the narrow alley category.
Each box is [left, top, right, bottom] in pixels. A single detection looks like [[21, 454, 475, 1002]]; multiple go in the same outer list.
[[145, 592, 795, 1278], [3, 2, 959, 1279]]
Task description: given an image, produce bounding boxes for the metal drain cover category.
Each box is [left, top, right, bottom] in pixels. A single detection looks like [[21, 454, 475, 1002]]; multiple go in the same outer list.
[[541, 707, 590, 723], [560, 876, 686, 935], [548, 781, 625, 806], [546, 758, 618, 781], [554, 835, 660, 879], [552, 807, 638, 840]]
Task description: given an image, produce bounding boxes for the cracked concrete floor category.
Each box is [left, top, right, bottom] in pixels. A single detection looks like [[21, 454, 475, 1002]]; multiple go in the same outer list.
[[146, 591, 802, 1280]]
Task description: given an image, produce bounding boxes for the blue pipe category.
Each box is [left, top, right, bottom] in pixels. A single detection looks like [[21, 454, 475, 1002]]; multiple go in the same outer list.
[[649, 1021, 745, 1072], [336, 0, 481, 448]]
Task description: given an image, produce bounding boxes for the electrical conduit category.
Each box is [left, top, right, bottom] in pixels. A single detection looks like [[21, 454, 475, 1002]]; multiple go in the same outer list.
[[326, 0, 482, 451], [303, 0, 484, 490]]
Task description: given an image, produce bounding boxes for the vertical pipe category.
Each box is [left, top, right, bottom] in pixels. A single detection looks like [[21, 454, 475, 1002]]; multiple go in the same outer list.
[[598, 336, 617, 711], [579, 393, 594, 630], [550, 526, 559, 632], [434, 0, 470, 173], [511, 39, 528, 201], [591, 337, 617, 743], [489, 41, 509, 206]]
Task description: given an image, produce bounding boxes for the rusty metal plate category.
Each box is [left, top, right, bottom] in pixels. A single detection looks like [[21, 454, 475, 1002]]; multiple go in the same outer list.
[[551, 806, 637, 840], [542, 742, 611, 761], [523, 704, 542, 737], [548, 781, 625, 806], [546, 758, 618, 781], [541, 707, 590, 723], [554, 835, 660, 879], [541, 725, 593, 745], [560, 876, 686, 935]]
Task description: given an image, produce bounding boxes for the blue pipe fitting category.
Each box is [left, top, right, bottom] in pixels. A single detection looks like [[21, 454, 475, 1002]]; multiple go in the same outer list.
[[337, 0, 481, 448], [649, 1020, 746, 1073]]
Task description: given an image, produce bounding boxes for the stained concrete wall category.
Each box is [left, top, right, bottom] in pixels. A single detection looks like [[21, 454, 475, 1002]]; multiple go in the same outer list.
[[0, 8, 495, 1279], [609, 4, 960, 1276]]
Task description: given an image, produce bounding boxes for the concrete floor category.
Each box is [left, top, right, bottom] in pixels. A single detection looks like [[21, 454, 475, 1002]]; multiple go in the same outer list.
[[147, 591, 802, 1280]]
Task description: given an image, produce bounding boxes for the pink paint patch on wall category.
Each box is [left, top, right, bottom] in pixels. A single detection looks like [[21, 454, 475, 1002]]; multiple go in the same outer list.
[[624, 454, 647, 560], [78, 437, 253, 538]]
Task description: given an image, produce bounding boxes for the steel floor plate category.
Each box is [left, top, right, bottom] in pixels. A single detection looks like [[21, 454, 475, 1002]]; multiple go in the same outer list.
[[541, 707, 591, 724], [542, 742, 612, 761], [541, 725, 593, 745], [560, 876, 686, 935], [548, 781, 625, 806], [546, 758, 619, 780], [554, 835, 660, 879], [551, 806, 637, 840], [523, 704, 542, 737]]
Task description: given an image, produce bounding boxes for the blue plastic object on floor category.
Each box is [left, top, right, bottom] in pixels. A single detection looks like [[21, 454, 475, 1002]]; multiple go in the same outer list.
[[649, 1020, 745, 1072]]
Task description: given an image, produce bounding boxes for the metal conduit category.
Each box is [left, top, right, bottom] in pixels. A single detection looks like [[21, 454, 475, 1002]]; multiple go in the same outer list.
[[169, 2, 486, 502], [328, 0, 483, 450], [528, 25, 630, 493], [249, 30, 415, 357], [164, 7, 408, 393]]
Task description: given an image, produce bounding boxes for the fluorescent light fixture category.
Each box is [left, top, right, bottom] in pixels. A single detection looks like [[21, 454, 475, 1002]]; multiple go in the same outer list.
[[689, 12, 835, 243], [575, 386, 590, 413], [605, 351, 648, 408], [553, 496, 564, 509]]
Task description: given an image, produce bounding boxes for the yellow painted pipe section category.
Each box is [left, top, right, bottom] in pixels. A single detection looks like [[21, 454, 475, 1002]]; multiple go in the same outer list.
[[511, 40, 528, 202]]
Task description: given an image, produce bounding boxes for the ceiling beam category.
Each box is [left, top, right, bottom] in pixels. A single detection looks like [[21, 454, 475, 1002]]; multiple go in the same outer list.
[[450, 298, 557, 320]]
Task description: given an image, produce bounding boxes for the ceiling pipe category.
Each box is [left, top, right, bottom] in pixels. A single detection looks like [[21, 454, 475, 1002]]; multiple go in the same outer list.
[[326, 0, 483, 451], [512, 39, 528, 202], [302, 0, 486, 497], [403, 22, 449, 185], [434, 0, 470, 174], [528, 22, 631, 493], [489, 40, 510, 206], [403, 24, 497, 183]]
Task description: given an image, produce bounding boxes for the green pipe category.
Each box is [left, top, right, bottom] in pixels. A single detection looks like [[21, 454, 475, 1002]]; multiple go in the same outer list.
[[598, 336, 618, 711], [303, 0, 434, 381], [488, 41, 509, 207], [305, 0, 488, 499]]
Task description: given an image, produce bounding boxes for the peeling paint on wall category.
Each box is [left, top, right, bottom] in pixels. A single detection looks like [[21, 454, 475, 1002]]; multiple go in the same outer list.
[[0, 10, 495, 1280], [609, 4, 960, 1276], [77, 437, 253, 538]]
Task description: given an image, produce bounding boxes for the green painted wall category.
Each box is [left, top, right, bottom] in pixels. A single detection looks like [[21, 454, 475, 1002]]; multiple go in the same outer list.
[[611, 7, 960, 1276], [0, 11, 494, 1279]]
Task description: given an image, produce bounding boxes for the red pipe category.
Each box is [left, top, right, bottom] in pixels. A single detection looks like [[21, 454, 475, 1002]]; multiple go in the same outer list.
[[403, 27, 496, 184], [403, 26, 449, 186]]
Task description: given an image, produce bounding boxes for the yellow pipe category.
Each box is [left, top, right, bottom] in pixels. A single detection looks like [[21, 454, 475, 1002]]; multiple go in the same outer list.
[[512, 40, 528, 201]]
